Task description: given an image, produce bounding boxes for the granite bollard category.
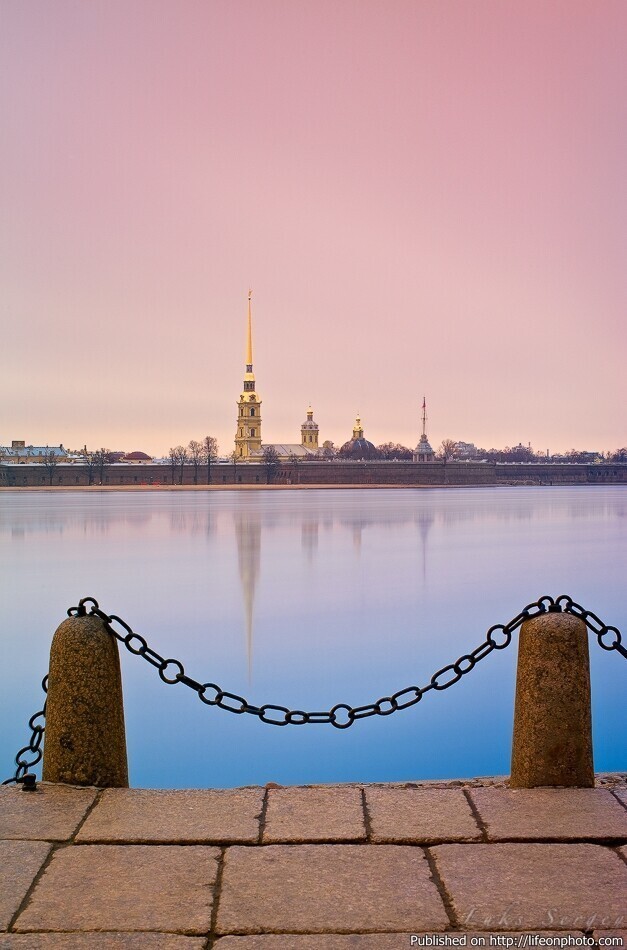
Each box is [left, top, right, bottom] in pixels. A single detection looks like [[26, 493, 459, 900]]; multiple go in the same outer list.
[[42, 613, 129, 787], [510, 611, 593, 788]]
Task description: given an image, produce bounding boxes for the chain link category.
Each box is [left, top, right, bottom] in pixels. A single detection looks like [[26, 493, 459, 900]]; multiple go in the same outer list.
[[71, 592, 624, 729], [3, 594, 624, 784], [2, 676, 48, 787]]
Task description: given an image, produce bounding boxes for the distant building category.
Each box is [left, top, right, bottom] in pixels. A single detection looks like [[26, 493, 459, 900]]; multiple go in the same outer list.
[[339, 417, 378, 460], [257, 405, 324, 460], [123, 451, 153, 464], [413, 398, 435, 462], [301, 406, 319, 450], [455, 441, 479, 459], [0, 442, 71, 464]]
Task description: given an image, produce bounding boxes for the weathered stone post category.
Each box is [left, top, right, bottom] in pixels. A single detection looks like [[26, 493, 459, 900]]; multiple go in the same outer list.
[[42, 613, 128, 787], [510, 611, 593, 787]]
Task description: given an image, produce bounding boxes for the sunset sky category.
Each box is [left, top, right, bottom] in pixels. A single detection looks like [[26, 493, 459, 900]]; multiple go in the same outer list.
[[1, 0, 625, 457]]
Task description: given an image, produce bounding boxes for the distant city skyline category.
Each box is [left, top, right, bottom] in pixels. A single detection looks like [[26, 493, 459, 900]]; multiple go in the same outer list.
[[2, 1, 625, 456]]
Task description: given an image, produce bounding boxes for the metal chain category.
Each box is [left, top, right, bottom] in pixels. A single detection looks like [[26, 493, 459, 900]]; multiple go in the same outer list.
[[554, 595, 627, 659], [3, 594, 624, 785], [70, 593, 624, 728], [2, 676, 47, 787]]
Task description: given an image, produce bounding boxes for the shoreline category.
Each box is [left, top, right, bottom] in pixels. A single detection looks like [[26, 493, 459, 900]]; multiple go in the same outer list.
[[1, 482, 619, 492]]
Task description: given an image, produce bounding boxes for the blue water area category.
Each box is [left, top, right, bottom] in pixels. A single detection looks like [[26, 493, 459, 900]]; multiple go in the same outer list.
[[0, 486, 624, 788]]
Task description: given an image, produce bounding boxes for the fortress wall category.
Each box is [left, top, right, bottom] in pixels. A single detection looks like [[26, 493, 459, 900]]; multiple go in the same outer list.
[[0, 461, 625, 488]]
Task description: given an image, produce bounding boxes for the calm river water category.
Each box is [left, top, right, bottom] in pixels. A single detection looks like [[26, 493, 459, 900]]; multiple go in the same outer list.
[[0, 486, 624, 788]]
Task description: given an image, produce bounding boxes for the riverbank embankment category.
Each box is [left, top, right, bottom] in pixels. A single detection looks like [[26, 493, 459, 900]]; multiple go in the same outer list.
[[1, 460, 625, 490]]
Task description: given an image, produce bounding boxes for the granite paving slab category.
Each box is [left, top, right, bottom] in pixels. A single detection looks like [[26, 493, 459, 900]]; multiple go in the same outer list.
[[13, 844, 219, 934], [0, 936, 206, 949], [0, 840, 52, 931], [0, 785, 97, 841], [432, 843, 627, 931], [612, 788, 627, 808], [76, 788, 263, 842], [216, 844, 449, 934], [365, 787, 481, 843], [262, 786, 365, 842], [469, 788, 627, 841]]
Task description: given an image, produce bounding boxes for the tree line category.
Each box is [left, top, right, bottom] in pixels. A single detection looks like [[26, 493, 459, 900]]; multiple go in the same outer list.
[[168, 437, 219, 484], [16, 437, 626, 487], [436, 441, 627, 464]]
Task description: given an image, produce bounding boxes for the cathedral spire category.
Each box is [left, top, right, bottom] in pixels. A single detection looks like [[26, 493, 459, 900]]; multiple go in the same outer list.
[[422, 396, 427, 438], [235, 291, 262, 459], [246, 289, 253, 371]]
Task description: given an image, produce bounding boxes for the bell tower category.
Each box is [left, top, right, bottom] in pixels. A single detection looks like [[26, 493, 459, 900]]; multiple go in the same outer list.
[[301, 406, 319, 449], [235, 291, 262, 458]]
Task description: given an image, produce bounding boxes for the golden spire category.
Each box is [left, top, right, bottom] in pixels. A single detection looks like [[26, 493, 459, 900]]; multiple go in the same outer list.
[[246, 290, 253, 368]]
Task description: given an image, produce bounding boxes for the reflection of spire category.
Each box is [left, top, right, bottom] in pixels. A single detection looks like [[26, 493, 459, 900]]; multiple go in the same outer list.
[[234, 508, 261, 683], [415, 508, 435, 584], [352, 521, 363, 553], [301, 520, 319, 559]]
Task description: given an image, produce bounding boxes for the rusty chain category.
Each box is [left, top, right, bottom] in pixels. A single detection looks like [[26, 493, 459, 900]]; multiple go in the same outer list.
[[3, 594, 624, 785]]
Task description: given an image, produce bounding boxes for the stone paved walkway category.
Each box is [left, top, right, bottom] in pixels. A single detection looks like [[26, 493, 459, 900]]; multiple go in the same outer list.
[[1, 779, 626, 949]]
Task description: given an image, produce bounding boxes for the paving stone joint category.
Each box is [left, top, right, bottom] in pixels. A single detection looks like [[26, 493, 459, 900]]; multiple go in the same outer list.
[[1, 777, 625, 945]]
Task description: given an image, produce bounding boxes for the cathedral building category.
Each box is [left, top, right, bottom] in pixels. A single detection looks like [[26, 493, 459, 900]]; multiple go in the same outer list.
[[235, 294, 323, 460], [235, 294, 435, 462]]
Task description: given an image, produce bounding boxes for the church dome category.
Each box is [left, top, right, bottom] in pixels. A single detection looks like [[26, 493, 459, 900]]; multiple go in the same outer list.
[[339, 438, 379, 460], [302, 406, 318, 428], [339, 417, 379, 459]]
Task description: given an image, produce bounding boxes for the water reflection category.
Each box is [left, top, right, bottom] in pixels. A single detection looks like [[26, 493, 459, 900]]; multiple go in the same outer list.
[[0, 487, 624, 788], [235, 508, 261, 681], [2, 488, 623, 540], [416, 509, 435, 584]]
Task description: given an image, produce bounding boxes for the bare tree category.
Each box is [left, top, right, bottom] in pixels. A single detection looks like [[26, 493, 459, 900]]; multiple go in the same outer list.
[[438, 439, 457, 462], [201, 435, 219, 485], [188, 440, 203, 484], [262, 445, 280, 484], [377, 442, 412, 460], [504, 444, 536, 463], [322, 440, 337, 460], [93, 448, 113, 484], [84, 452, 97, 486], [42, 448, 60, 485], [287, 450, 301, 483], [168, 447, 178, 485], [169, 445, 188, 485]]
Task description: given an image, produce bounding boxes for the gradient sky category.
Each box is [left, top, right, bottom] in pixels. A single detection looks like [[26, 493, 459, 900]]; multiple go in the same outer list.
[[1, 0, 625, 457]]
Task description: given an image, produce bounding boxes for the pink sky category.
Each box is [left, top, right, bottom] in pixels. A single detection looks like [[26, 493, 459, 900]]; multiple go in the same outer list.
[[1, 0, 625, 456]]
